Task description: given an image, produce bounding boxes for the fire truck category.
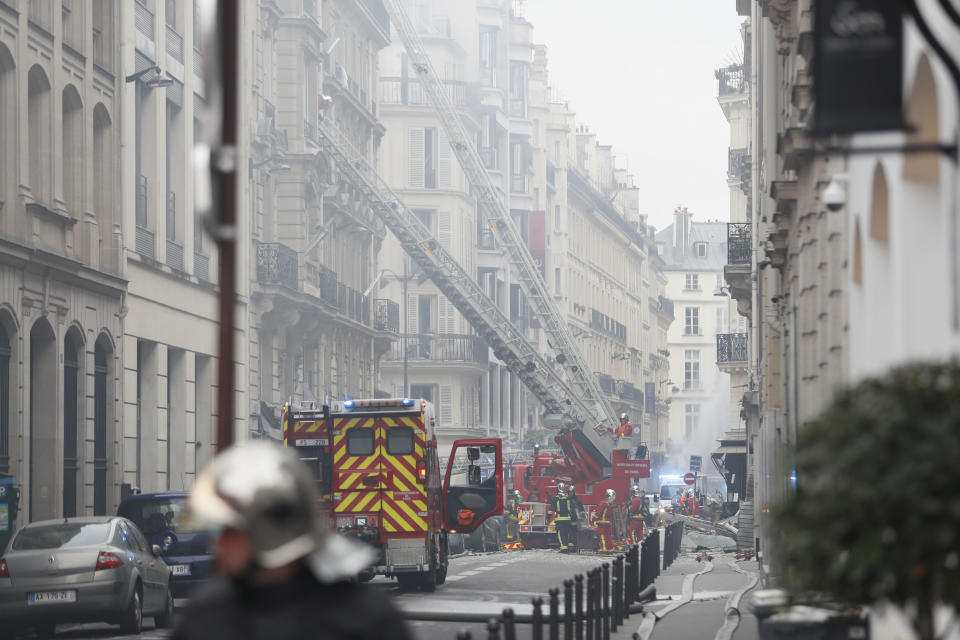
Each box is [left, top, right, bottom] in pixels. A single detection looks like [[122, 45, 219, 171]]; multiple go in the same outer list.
[[283, 398, 503, 591]]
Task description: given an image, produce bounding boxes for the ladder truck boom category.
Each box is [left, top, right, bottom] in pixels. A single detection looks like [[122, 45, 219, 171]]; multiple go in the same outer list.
[[316, 119, 609, 466], [381, 0, 619, 472]]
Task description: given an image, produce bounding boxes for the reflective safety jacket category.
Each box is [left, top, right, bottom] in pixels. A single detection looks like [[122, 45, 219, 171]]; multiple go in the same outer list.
[[551, 494, 575, 521], [506, 502, 521, 523]]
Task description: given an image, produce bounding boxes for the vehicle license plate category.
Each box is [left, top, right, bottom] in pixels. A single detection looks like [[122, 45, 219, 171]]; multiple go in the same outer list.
[[170, 564, 191, 576], [28, 590, 77, 605]]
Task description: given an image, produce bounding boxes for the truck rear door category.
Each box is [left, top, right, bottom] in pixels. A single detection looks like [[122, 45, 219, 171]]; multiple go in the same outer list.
[[332, 415, 383, 530], [443, 439, 503, 533], [379, 413, 429, 534]]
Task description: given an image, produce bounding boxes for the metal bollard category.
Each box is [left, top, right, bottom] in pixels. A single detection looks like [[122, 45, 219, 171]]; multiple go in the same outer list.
[[611, 571, 620, 632], [457, 631, 473, 640], [593, 570, 602, 640], [585, 570, 594, 640], [533, 596, 544, 640], [602, 563, 610, 640], [487, 617, 501, 640], [549, 587, 560, 640], [503, 608, 516, 640], [576, 573, 585, 640], [564, 579, 574, 640]]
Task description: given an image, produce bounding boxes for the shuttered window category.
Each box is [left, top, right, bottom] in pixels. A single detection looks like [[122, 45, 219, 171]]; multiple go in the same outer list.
[[438, 384, 453, 426], [408, 128, 425, 188]]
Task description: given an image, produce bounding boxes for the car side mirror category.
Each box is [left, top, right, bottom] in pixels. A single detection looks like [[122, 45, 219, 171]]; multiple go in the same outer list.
[[151, 544, 163, 558]]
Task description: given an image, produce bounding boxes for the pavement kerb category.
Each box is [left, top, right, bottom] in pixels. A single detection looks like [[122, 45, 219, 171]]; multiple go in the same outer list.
[[631, 558, 715, 640], [713, 560, 760, 640]]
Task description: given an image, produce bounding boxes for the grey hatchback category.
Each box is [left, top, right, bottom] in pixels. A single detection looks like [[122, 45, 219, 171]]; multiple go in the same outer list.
[[0, 517, 173, 637]]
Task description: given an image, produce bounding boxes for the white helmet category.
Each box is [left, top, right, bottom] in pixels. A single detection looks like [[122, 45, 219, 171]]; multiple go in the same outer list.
[[631, 485, 642, 497], [620, 413, 628, 422], [556, 482, 568, 497], [605, 489, 616, 504]]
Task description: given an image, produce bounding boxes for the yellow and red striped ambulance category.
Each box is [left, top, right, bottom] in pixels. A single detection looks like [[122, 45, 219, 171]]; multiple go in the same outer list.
[[283, 398, 503, 591]]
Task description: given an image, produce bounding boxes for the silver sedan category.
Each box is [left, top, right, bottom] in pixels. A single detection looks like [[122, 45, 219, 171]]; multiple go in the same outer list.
[[0, 516, 173, 637]]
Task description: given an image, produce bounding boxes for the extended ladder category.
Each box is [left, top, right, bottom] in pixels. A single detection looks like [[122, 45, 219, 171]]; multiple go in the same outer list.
[[382, 0, 618, 459], [317, 118, 590, 432]]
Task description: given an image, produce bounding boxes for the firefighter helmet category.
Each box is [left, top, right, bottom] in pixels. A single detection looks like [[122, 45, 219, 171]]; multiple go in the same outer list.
[[631, 484, 642, 497], [556, 482, 568, 497], [620, 413, 628, 422], [605, 489, 617, 504], [511, 490, 522, 503]]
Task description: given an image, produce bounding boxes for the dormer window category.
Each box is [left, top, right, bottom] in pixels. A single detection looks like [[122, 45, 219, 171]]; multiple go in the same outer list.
[[695, 242, 707, 257]]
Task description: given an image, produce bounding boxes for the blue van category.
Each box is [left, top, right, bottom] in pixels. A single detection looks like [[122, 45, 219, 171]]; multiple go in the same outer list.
[[117, 492, 214, 597]]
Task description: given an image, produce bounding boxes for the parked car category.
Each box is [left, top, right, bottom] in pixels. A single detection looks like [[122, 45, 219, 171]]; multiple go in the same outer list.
[[466, 515, 503, 552], [118, 492, 214, 598], [0, 517, 173, 637]]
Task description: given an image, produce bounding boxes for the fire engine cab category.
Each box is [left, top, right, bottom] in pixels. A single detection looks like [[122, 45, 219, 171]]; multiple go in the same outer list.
[[283, 398, 503, 591]]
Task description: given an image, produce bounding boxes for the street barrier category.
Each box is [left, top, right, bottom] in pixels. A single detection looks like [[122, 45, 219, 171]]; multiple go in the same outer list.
[[451, 521, 685, 639]]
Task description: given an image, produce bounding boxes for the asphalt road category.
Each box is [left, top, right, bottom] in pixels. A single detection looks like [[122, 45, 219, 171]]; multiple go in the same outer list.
[[39, 548, 613, 640]]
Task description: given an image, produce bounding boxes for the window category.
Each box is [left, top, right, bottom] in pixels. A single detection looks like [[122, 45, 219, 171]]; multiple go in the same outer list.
[[479, 26, 497, 87], [92, 0, 115, 70], [346, 427, 375, 456], [509, 61, 527, 117], [510, 139, 526, 193], [554, 205, 561, 229], [478, 114, 498, 170], [656, 243, 664, 256], [695, 242, 707, 257], [684, 273, 699, 290], [684, 404, 700, 440], [555, 268, 561, 293], [684, 350, 700, 389], [386, 427, 415, 455], [409, 129, 438, 188], [684, 307, 700, 336], [716, 307, 728, 334]]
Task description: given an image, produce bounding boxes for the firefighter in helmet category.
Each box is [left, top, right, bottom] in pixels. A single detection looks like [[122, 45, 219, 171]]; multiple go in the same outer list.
[[550, 482, 576, 553], [568, 485, 584, 551], [594, 489, 617, 552], [628, 485, 649, 544], [505, 490, 522, 546], [173, 440, 411, 640]]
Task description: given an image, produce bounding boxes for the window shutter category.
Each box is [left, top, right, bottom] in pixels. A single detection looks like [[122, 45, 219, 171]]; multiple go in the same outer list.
[[406, 293, 418, 338], [439, 384, 453, 426], [438, 130, 451, 188], [438, 296, 456, 334], [438, 211, 451, 252], [408, 128, 425, 188]]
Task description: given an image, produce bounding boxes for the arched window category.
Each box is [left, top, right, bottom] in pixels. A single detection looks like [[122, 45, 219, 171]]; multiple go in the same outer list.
[[904, 55, 940, 184], [0, 44, 15, 217], [869, 163, 889, 242], [63, 331, 82, 518], [27, 66, 51, 204], [94, 336, 111, 515], [93, 104, 114, 270], [30, 317, 57, 521], [62, 85, 84, 217]]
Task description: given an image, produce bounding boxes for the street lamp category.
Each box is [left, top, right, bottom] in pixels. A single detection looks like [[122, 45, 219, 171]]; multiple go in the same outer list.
[[365, 266, 416, 397]]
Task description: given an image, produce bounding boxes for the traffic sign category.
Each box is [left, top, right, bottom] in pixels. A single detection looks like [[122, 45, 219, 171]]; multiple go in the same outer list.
[[683, 472, 696, 485], [689, 455, 702, 472]]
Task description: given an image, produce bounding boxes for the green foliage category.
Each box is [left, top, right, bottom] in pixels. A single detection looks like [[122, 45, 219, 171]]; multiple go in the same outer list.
[[774, 361, 960, 617]]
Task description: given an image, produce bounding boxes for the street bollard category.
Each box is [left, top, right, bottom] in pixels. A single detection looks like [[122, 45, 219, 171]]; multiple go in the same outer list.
[[602, 563, 610, 640], [549, 587, 560, 640], [585, 570, 594, 640], [575, 574, 584, 640], [611, 572, 620, 632], [487, 618, 501, 640], [503, 608, 516, 640], [533, 596, 544, 640], [564, 579, 574, 640], [457, 631, 472, 640], [593, 569, 602, 640]]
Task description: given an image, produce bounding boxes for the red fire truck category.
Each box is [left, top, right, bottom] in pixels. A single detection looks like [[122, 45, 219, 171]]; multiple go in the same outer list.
[[282, 398, 503, 591]]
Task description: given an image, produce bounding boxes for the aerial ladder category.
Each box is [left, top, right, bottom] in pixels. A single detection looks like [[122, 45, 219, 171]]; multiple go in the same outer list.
[[379, 0, 623, 474]]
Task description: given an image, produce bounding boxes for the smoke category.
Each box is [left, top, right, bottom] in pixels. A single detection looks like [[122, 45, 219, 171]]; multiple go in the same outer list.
[[673, 373, 731, 492]]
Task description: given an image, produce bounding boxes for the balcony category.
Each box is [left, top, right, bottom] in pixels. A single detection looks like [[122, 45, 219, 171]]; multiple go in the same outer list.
[[166, 25, 184, 63], [590, 308, 627, 344], [727, 222, 751, 265], [728, 148, 750, 188], [135, 225, 155, 260], [316, 264, 338, 307], [135, 0, 154, 39], [374, 299, 400, 333], [717, 333, 748, 365], [717, 63, 745, 96], [386, 334, 488, 365], [359, 0, 389, 36], [194, 252, 209, 281], [166, 240, 184, 271], [379, 77, 467, 107], [256, 242, 298, 290]]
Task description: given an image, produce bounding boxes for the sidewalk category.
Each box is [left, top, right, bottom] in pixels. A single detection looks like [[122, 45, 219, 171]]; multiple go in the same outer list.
[[612, 552, 760, 640]]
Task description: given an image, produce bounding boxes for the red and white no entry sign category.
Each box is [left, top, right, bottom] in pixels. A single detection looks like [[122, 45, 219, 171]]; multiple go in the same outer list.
[[683, 472, 696, 485]]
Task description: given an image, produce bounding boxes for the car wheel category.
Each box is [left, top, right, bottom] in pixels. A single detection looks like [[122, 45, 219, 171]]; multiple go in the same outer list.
[[154, 587, 175, 629], [119, 586, 143, 635], [396, 573, 419, 591]]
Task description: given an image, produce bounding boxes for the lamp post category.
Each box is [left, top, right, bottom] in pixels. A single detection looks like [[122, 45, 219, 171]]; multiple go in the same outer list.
[[366, 266, 414, 397]]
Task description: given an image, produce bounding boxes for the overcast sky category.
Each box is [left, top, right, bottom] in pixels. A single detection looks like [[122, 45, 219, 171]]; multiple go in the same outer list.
[[523, 1, 745, 233]]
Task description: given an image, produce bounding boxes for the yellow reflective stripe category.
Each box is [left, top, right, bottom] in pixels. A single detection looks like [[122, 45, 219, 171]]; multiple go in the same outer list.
[[394, 498, 427, 529], [352, 491, 380, 513], [382, 501, 417, 531], [335, 492, 360, 513]]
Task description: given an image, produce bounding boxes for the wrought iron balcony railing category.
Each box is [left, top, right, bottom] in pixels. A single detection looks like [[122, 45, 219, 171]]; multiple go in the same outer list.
[[386, 334, 488, 365], [727, 222, 751, 265], [256, 242, 298, 290], [374, 299, 399, 333], [717, 332, 748, 364]]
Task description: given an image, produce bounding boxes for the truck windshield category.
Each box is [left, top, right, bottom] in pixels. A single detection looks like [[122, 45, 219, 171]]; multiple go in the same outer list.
[[119, 497, 206, 536]]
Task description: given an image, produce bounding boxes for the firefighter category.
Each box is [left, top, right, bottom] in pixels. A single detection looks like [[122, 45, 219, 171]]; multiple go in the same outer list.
[[617, 413, 633, 441], [505, 490, 522, 546], [550, 482, 576, 553], [595, 489, 617, 552], [628, 485, 648, 544], [568, 485, 585, 551], [173, 441, 410, 640]]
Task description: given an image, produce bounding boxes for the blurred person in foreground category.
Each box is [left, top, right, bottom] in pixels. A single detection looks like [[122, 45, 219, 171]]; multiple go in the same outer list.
[[171, 440, 411, 640]]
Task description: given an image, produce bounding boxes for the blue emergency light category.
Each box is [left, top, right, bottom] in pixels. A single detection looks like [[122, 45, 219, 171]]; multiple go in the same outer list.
[[343, 399, 355, 409], [401, 398, 415, 407]]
